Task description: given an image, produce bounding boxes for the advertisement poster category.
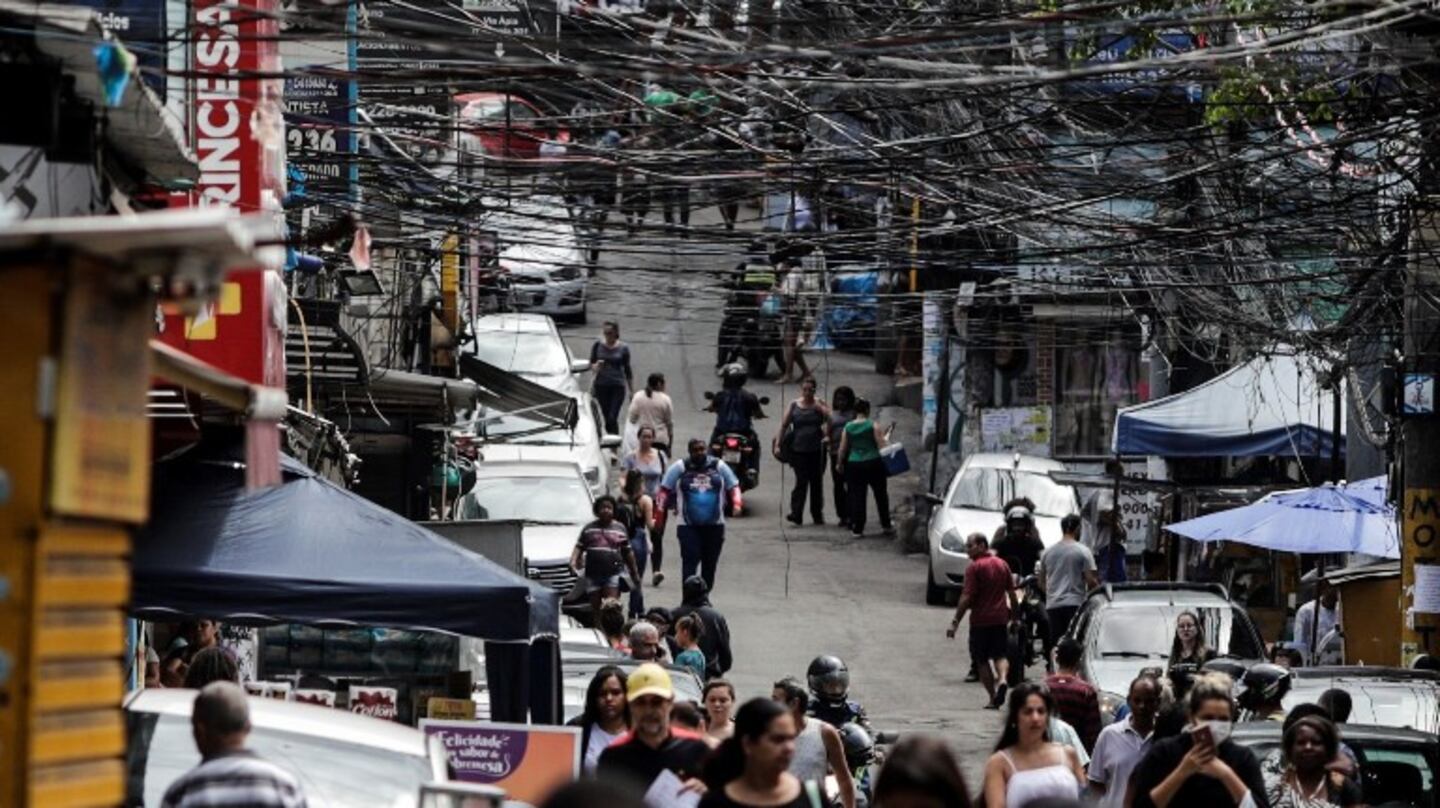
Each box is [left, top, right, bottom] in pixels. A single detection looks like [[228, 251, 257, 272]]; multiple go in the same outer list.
[[350, 686, 399, 720], [421, 719, 580, 804], [979, 406, 1053, 457]]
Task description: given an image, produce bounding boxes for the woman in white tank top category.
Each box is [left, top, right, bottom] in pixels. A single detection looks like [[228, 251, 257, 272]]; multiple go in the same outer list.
[[983, 682, 1086, 807]]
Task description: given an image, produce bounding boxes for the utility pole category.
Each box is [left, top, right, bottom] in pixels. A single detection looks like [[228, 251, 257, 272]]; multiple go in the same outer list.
[[1400, 201, 1440, 664]]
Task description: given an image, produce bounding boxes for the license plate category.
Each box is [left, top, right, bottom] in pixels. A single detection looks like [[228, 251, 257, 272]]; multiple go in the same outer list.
[[723, 450, 741, 464]]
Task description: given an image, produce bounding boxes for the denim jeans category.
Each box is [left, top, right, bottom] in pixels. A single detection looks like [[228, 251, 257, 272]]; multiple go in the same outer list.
[[677, 524, 726, 592], [628, 532, 648, 617]]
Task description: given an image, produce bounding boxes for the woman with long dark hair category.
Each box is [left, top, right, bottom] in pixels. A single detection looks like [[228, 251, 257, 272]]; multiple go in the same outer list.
[[589, 321, 633, 436], [700, 698, 824, 808], [983, 682, 1085, 807], [628, 372, 674, 454], [1168, 611, 1216, 669], [570, 666, 629, 774], [872, 735, 971, 808], [620, 469, 655, 617], [622, 425, 669, 586]]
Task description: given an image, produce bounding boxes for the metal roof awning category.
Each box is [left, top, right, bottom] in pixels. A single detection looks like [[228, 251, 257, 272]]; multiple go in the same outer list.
[[460, 355, 578, 431], [0, 0, 196, 184], [367, 368, 483, 416]]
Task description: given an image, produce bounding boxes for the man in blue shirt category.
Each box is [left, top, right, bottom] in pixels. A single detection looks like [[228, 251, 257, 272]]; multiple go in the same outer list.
[[656, 438, 741, 592]]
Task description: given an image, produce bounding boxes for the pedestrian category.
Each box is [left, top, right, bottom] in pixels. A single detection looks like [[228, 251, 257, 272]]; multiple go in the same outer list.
[[656, 439, 742, 592], [827, 386, 856, 529], [674, 614, 708, 680], [620, 470, 656, 617], [777, 266, 811, 384], [599, 598, 629, 651], [673, 574, 734, 679], [871, 735, 971, 808], [183, 647, 239, 690], [623, 426, 670, 587], [160, 644, 191, 688], [645, 606, 683, 659], [1087, 675, 1161, 808], [571, 496, 642, 614], [1315, 689, 1359, 773], [673, 701, 714, 745], [1082, 461, 1129, 583], [1239, 664, 1292, 721], [1167, 611, 1217, 670], [629, 621, 670, 664], [1266, 717, 1365, 808], [1128, 673, 1268, 808], [836, 399, 894, 538], [160, 681, 307, 808], [982, 682, 1086, 808], [772, 677, 856, 808], [1259, 703, 1360, 784], [589, 321, 633, 436], [1293, 580, 1339, 665], [1045, 638, 1102, 753], [1039, 514, 1098, 645], [629, 373, 675, 454], [993, 504, 1045, 579], [572, 666, 630, 774], [699, 698, 822, 808], [597, 663, 712, 795], [704, 679, 737, 743], [773, 376, 830, 526], [946, 532, 1018, 709]]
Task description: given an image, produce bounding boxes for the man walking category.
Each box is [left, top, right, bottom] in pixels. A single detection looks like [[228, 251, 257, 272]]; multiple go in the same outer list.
[[671, 574, 733, 679], [1046, 638, 1102, 753], [1294, 579, 1339, 664], [1088, 675, 1161, 808], [161, 681, 307, 808], [946, 533, 1018, 709], [1040, 513, 1099, 645], [773, 677, 855, 808], [597, 663, 711, 795], [656, 439, 741, 591]]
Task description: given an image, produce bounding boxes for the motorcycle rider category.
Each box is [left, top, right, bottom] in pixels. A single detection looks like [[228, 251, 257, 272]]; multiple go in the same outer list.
[[992, 502, 1045, 579], [806, 655, 869, 729], [707, 364, 766, 485], [839, 723, 878, 808], [716, 242, 777, 371]]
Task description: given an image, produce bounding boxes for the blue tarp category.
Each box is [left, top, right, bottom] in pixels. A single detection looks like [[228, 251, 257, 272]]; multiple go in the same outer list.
[[822, 270, 879, 351], [1112, 350, 1344, 457], [133, 441, 560, 644]]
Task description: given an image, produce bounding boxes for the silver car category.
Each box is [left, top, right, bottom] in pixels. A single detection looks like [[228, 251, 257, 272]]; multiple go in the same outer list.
[[925, 452, 1078, 605], [475, 394, 621, 499], [465, 312, 589, 396], [125, 688, 448, 807], [456, 459, 595, 593]]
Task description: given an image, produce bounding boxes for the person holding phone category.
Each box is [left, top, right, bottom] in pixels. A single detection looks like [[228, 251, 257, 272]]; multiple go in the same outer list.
[[1129, 673, 1269, 808]]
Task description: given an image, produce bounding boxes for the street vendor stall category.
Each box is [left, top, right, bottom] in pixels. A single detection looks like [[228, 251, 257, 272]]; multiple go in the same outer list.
[[132, 437, 561, 724]]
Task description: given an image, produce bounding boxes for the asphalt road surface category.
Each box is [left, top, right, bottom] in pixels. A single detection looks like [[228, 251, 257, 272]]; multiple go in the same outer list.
[[560, 207, 1008, 788]]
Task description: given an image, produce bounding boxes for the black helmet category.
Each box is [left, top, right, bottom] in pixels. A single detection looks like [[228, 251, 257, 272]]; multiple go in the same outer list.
[[1200, 658, 1248, 683], [807, 655, 850, 702], [838, 722, 874, 770], [721, 362, 748, 389], [1239, 663, 1292, 708]]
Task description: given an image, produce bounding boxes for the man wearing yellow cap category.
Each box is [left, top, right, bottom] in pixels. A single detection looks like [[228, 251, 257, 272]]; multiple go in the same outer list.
[[596, 663, 711, 796]]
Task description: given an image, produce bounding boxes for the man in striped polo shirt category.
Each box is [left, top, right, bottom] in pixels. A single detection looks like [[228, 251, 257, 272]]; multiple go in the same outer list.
[[161, 681, 307, 808]]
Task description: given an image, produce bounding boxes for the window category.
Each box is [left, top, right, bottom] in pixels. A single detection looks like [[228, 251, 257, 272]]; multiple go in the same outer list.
[[1054, 325, 1141, 456], [460, 476, 593, 522]]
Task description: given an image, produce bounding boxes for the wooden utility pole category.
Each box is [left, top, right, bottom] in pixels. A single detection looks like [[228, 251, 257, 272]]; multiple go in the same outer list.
[[1400, 202, 1440, 664]]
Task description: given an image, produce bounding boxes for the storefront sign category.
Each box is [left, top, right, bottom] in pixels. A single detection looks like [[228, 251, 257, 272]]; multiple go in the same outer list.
[[979, 406, 1052, 457], [350, 686, 400, 720], [427, 697, 476, 720], [421, 720, 580, 803]]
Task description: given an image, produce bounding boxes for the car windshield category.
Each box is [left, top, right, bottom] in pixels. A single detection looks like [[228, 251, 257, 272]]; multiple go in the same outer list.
[[1285, 679, 1440, 733], [1088, 604, 1264, 660], [470, 331, 569, 375], [478, 411, 588, 445], [460, 475, 592, 522], [127, 711, 434, 808], [948, 468, 1077, 518]]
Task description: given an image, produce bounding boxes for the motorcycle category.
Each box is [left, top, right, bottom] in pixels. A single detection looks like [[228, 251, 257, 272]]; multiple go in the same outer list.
[[702, 389, 769, 497], [1006, 574, 1050, 686]]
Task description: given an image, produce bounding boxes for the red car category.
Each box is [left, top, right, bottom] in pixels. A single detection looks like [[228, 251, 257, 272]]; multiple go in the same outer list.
[[455, 92, 569, 160]]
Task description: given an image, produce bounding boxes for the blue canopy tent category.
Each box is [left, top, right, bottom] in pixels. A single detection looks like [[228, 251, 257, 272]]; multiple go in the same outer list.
[[133, 439, 562, 723], [1112, 351, 1344, 457]]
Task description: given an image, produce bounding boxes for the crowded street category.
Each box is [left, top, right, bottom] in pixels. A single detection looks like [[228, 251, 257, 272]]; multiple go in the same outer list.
[[4, 0, 1440, 805]]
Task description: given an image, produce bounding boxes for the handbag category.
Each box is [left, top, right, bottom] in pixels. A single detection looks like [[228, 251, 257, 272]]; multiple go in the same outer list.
[[776, 402, 797, 464], [880, 443, 910, 477]]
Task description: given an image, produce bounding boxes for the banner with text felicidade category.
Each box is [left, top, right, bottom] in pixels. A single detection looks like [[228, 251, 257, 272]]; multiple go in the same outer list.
[[421, 719, 580, 804]]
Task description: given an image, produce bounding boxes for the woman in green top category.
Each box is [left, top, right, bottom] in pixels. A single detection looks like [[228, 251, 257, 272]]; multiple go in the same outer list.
[[836, 398, 893, 538]]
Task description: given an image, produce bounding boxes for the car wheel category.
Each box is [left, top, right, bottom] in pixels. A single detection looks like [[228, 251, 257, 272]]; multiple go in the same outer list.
[[925, 565, 947, 606]]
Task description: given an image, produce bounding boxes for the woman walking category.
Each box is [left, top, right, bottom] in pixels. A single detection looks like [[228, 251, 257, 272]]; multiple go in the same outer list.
[[628, 373, 674, 454], [589, 321, 633, 436], [982, 682, 1086, 807], [1168, 611, 1217, 669], [704, 680, 737, 743], [674, 614, 708, 681], [1129, 673, 1268, 808], [622, 426, 669, 585], [570, 666, 629, 774], [773, 377, 830, 526], [700, 698, 826, 808], [828, 386, 856, 529], [836, 399, 894, 538], [1263, 715, 1361, 807], [619, 470, 655, 617]]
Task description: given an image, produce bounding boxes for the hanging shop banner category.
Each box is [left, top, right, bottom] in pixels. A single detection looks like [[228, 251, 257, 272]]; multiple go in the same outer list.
[[281, 33, 355, 210], [921, 294, 944, 447], [421, 720, 580, 804], [60, 0, 168, 93]]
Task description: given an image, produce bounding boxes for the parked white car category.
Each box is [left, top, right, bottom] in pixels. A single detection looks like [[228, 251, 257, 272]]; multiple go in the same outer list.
[[925, 453, 1080, 605], [480, 196, 588, 323], [456, 459, 594, 593], [465, 312, 588, 396], [125, 688, 448, 807], [475, 393, 619, 499]]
